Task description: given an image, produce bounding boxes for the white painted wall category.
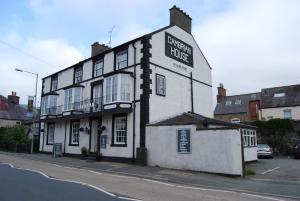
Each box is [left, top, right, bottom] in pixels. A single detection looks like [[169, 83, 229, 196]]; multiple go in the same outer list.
[[244, 147, 257, 162], [146, 125, 243, 176], [260, 106, 300, 120]]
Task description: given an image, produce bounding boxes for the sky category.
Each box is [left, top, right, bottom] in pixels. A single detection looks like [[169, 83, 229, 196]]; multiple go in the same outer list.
[[0, 0, 299, 106]]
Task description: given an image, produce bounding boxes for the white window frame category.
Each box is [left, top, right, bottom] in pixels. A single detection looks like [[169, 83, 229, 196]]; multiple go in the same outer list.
[[156, 74, 166, 96], [47, 123, 55, 145], [225, 100, 232, 105], [41, 96, 49, 115], [70, 121, 80, 145], [274, 93, 285, 98], [51, 77, 58, 91], [105, 74, 131, 104], [241, 129, 257, 147], [94, 60, 104, 77], [74, 67, 83, 83], [64, 88, 82, 111], [283, 109, 292, 119], [116, 50, 128, 69], [113, 115, 127, 145]]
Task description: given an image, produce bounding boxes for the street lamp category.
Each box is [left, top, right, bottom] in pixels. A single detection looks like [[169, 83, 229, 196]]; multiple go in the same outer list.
[[15, 68, 38, 154]]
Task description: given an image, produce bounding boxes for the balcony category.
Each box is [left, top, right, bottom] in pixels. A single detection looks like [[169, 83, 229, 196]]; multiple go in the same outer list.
[[40, 97, 132, 120]]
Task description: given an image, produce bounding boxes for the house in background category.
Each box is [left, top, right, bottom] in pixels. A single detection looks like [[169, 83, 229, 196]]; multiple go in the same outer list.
[[0, 92, 31, 127], [214, 84, 261, 123], [260, 84, 300, 120]]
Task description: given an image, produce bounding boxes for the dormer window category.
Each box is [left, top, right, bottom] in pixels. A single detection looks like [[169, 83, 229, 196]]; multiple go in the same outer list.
[[116, 50, 128, 69], [74, 67, 83, 83], [235, 99, 241, 105], [274, 92, 285, 98]]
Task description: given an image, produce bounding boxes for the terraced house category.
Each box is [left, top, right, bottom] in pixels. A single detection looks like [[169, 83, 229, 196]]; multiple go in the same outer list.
[[39, 6, 213, 161]]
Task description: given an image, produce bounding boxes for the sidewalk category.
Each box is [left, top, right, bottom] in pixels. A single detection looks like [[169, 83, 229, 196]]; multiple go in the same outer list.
[[1, 151, 300, 200]]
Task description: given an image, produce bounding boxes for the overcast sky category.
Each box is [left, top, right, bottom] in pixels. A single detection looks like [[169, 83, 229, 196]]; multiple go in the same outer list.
[[0, 0, 299, 105]]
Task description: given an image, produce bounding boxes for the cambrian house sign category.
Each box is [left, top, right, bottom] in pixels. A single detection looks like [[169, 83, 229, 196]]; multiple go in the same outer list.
[[165, 32, 193, 67]]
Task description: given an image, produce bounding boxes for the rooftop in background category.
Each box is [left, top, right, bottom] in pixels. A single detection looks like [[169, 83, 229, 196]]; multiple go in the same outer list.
[[261, 84, 300, 109], [214, 92, 261, 115]]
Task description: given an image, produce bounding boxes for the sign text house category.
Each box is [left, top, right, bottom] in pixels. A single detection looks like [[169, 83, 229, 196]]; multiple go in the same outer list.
[[165, 32, 193, 67]]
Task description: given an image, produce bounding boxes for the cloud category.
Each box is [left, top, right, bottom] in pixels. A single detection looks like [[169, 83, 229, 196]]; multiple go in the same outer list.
[[193, 0, 300, 103], [0, 33, 84, 104]]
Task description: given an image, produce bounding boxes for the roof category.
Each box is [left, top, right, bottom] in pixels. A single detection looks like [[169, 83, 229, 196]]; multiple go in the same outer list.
[[214, 92, 261, 115], [261, 84, 300, 108], [148, 112, 256, 129], [0, 102, 31, 122]]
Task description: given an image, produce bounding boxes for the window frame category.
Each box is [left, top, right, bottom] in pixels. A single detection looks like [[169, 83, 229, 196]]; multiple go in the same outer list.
[[111, 114, 127, 147], [155, 74, 166, 97], [115, 49, 128, 70], [105, 74, 131, 104], [283, 109, 292, 119], [69, 120, 80, 146], [47, 123, 55, 145], [241, 129, 257, 147], [51, 75, 58, 91], [93, 59, 104, 78], [74, 67, 83, 84]]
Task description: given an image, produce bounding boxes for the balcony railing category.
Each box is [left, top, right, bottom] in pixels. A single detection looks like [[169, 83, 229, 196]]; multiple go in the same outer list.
[[41, 98, 103, 116]]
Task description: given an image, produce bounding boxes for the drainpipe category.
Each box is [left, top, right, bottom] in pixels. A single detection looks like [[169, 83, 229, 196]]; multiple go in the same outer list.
[[240, 129, 245, 177], [132, 43, 137, 163], [190, 72, 194, 113]]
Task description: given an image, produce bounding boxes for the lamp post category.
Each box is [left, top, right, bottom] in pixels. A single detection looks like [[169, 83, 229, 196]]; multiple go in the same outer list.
[[15, 68, 38, 154]]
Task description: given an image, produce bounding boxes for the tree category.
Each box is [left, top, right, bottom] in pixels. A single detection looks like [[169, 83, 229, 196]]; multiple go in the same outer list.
[[4, 125, 27, 152]]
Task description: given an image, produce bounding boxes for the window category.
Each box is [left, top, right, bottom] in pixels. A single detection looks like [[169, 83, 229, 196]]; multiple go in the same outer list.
[[73, 88, 82, 109], [51, 76, 58, 91], [41, 96, 48, 115], [64, 88, 73, 110], [241, 129, 257, 147], [49, 96, 57, 115], [47, 123, 55, 145], [120, 75, 130, 101], [100, 135, 107, 148], [156, 74, 166, 96], [106, 75, 118, 103], [116, 50, 127, 69], [70, 121, 80, 145], [225, 100, 232, 105], [94, 60, 104, 77], [15, 121, 21, 125], [267, 116, 273, 120], [93, 84, 102, 111], [235, 99, 241, 105], [274, 93, 285, 98], [74, 67, 83, 83], [113, 115, 127, 145], [283, 109, 292, 119]]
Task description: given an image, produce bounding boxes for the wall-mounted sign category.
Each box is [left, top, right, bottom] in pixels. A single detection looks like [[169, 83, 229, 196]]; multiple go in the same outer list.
[[165, 32, 193, 67], [177, 128, 191, 153]]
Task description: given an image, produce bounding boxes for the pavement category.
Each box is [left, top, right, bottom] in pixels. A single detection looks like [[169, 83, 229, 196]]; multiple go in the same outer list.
[[0, 151, 299, 201]]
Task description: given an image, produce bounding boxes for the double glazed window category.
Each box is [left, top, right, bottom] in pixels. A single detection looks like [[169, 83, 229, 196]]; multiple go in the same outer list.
[[93, 84, 102, 111], [94, 60, 104, 77], [105, 74, 131, 103], [70, 121, 80, 145], [51, 76, 58, 91], [64, 88, 82, 111], [74, 67, 83, 83], [41, 96, 48, 115], [113, 115, 127, 145], [116, 50, 127, 69], [283, 109, 292, 119], [49, 96, 57, 115], [241, 129, 257, 147], [47, 123, 55, 145], [156, 74, 166, 96]]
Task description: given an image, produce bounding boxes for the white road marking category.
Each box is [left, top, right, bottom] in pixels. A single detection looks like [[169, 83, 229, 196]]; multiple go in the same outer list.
[[1, 163, 116, 197], [261, 167, 280, 175], [241, 193, 286, 201], [118, 196, 143, 201], [142, 178, 175, 187], [176, 185, 236, 194]]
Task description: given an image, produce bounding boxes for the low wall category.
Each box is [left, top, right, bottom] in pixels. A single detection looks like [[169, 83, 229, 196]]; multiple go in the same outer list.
[[244, 147, 257, 162], [146, 125, 243, 176]]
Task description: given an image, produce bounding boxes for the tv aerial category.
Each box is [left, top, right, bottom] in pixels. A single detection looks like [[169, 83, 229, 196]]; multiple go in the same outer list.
[[108, 25, 115, 47]]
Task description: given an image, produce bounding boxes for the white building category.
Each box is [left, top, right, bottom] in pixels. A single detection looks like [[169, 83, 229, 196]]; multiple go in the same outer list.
[[39, 6, 256, 174]]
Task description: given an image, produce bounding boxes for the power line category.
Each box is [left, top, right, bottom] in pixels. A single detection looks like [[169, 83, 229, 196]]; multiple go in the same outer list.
[[0, 39, 57, 68]]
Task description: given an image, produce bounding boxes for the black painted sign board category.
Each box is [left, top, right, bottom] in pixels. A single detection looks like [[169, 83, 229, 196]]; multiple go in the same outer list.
[[165, 32, 193, 67], [177, 128, 191, 153]]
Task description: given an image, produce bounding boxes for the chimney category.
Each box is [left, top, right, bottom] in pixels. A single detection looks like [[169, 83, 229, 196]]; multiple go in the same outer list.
[[7, 91, 20, 105], [28, 96, 34, 112], [91, 42, 110, 57], [217, 83, 226, 103], [0, 96, 7, 110], [170, 5, 192, 33]]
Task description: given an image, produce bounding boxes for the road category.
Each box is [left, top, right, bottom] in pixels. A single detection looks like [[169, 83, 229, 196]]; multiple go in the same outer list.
[[0, 154, 297, 201]]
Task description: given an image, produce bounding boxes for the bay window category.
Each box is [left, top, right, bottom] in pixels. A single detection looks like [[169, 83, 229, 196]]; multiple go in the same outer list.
[[105, 74, 131, 104], [41, 96, 48, 115], [49, 96, 57, 115], [64, 87, 82, 111]]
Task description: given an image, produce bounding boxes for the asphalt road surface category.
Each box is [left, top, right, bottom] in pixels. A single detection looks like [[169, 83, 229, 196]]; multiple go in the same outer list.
[[0, 164, 136, 201], [0, 154, 298, 201]]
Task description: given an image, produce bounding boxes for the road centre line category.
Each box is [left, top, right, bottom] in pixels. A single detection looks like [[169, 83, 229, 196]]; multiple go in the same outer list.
[[261, 167, 280, 175]]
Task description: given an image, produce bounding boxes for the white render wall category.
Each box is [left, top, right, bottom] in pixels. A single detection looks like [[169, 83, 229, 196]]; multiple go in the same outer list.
[[146, 125, 243, 176], [244, 147, 258, 162], [260, 106, 300, 120]]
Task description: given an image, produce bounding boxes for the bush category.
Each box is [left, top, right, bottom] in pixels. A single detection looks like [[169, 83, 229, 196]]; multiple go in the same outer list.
[[0, 126, 29, 152]]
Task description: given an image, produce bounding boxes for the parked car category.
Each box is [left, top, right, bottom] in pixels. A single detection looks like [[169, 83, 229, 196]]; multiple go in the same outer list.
[[294, 142, 300, 159], [257, 144, 273, 159]]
